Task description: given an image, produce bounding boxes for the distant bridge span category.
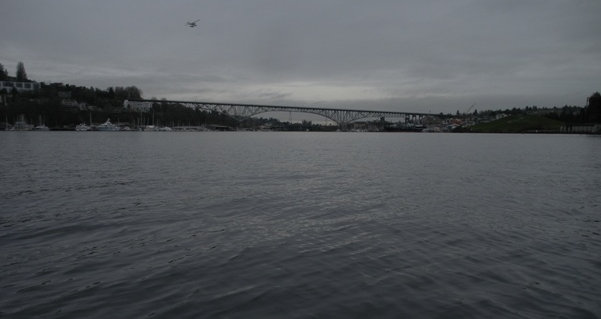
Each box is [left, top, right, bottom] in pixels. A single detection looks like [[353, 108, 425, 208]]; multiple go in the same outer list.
[[124, 99, 434, 127]]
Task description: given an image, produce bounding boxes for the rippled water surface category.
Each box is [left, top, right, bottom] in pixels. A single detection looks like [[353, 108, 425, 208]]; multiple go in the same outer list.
[[1, 132, 600, 318]]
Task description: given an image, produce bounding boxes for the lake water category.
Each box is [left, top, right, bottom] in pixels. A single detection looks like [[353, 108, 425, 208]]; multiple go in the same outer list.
[[1, 132, 600, 318]]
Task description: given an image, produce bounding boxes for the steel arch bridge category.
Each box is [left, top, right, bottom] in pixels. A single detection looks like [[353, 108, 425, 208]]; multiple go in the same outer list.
[[124, 99, 433, 127]]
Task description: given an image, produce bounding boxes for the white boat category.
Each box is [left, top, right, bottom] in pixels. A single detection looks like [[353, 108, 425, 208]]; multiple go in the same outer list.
[[97, 118, 120, 131], [33, 125, 49, 131], [75, 123, 91, 131], [33, 116, 49, 131]]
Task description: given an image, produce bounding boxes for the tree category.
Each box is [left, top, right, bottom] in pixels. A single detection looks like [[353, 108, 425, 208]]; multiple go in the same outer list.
[[586, 92, 601, 123], [16, 62, 28, 81], [0, 63, 7, 80], [125, 86, 142, 99]]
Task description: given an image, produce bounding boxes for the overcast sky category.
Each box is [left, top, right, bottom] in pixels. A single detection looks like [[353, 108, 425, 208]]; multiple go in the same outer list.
[[2, 0, 600, 113]]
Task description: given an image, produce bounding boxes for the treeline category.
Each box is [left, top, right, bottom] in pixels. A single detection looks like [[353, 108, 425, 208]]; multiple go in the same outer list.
[[148, 101, 334, 130], [0, 82, 293, 129], [473, 95, 600, 124], [0, 82, 145, 128], [3, 62, 598, 129], [476, 105, 585, 122], [146, 101, 244, 127], [0, 62, 28, 81]]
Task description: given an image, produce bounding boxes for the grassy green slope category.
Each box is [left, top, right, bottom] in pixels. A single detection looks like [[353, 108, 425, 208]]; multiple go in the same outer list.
[[469, 115, 563, 133]]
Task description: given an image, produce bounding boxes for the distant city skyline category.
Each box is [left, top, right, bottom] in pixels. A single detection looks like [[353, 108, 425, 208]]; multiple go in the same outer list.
[[1, 0, 600, 113]]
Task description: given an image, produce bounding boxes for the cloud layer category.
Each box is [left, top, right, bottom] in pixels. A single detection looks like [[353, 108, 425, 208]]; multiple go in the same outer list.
[[2, 0, 600, 112]]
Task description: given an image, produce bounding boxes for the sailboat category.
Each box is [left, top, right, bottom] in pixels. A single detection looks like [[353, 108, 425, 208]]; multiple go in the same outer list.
[[12, 115, 34, 131], [76, 112, 93, 131], [33, 115, 49, 131]]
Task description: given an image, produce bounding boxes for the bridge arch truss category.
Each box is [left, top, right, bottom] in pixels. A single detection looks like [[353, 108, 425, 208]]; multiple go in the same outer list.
[[124, 99, 431, 127]]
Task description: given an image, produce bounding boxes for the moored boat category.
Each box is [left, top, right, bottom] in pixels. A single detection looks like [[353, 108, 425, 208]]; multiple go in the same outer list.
[[96, 118, 120, 131], [10, 115, 34, 131], [75, 123, 91, 131], [33, 125, 49, 131]]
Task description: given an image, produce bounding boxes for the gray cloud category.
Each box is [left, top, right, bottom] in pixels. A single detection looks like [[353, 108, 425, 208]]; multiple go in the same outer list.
[[1, 0, 599, 113]]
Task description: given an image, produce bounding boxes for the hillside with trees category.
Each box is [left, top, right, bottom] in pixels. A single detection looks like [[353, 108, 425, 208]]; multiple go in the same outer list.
[[0, 62, 331, 130], [2, 62, 600, 132]]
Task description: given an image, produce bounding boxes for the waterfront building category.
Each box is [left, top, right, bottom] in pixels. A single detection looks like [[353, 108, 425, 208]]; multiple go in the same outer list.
[[0, 76, 40, 92]]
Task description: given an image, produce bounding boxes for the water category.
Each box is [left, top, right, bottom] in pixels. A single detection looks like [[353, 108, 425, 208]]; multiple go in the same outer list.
[[1, 132, 600, 318]]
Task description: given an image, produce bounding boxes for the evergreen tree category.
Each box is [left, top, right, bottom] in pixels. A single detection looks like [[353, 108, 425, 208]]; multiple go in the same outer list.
[[16, 62, 28, 81], [586, 92, 601, 123], [0, 63, 7, 80]]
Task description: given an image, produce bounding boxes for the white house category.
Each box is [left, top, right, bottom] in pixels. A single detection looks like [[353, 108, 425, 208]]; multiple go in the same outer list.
[[0, 78, 41, 92]]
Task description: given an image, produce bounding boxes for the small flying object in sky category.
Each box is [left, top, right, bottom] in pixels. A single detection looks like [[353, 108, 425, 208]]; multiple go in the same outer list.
[[186, 19, 200, 28]]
